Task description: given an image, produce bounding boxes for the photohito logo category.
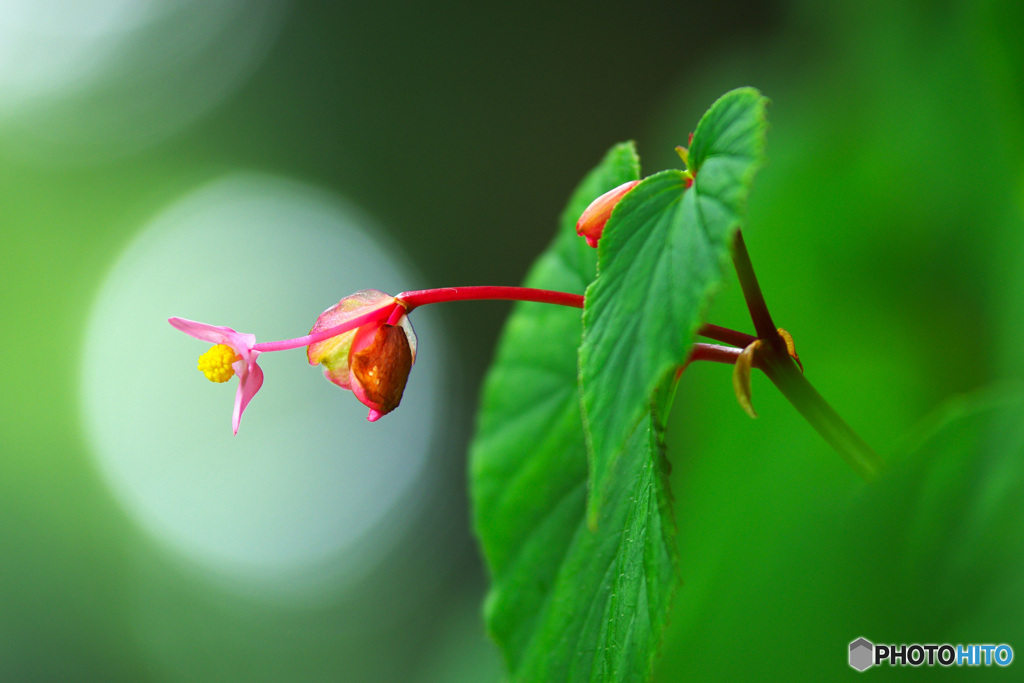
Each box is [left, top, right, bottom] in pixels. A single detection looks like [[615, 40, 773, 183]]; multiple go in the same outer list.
[[849, 638, 1013, 671]]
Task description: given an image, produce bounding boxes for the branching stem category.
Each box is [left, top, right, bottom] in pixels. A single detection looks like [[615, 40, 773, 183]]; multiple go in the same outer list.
[[255, 286, 755, 372], [731, 232, 886, 480]]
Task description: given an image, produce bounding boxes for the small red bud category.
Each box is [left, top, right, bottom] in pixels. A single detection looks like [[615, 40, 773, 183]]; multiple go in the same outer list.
[[575, 179, 641, 248]]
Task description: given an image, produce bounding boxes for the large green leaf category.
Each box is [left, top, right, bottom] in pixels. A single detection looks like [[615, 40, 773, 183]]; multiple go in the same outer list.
[[580, 88, 768, 524], [471, 142, 679, 681]]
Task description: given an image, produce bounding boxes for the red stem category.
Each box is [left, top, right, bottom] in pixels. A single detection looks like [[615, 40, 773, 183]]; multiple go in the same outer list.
[[397, 286, 583, 310], [398, 286, 755, 346], [686, 343, 743, 367], [699, 323, 757, 348], [386, 305, 405, 325]]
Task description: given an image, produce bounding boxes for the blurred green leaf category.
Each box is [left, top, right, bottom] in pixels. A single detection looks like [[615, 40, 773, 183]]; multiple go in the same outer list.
[[657, 386, 1024, 681], [472, 143, 680, 681], [852, 386, 1024, 636], [580, 88, 768, 524]]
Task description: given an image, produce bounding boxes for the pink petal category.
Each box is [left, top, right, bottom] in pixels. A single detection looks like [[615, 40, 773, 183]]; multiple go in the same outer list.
[[231, 354, 264, 435], [349, 321, 379, 356], [169, 317, 255, 352]]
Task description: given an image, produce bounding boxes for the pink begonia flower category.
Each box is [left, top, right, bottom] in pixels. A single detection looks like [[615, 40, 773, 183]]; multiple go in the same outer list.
[[168, 317, 264, 435], [575, 179, 641, 248], [307, 289, 417, 422]]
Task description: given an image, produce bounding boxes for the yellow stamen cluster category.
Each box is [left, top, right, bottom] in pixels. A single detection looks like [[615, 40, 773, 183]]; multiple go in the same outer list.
[[197, 344, 238, 383]]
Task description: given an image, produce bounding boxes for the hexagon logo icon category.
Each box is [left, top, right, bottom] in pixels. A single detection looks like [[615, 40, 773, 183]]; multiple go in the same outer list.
[[850, 638, 874, 671]]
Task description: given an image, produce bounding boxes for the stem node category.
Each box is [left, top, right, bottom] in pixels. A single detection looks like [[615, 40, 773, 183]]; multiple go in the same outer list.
[[731, 230, 885, 480]]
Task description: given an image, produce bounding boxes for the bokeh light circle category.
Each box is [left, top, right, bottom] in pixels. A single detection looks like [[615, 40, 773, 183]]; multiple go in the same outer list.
[[81, 174, 448, 598]]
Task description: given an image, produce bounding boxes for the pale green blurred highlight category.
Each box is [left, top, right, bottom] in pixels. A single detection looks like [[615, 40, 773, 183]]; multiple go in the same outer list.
[[2, 0, 1023, 680], [82, 174, 450, 600]]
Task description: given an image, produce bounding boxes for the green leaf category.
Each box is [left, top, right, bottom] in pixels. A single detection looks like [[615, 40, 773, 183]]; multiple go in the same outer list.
[[655, 386, 1024, 680], [580, 87, 768, 524], [471, 142, 679, 681], [854, 386, 1024, 627]]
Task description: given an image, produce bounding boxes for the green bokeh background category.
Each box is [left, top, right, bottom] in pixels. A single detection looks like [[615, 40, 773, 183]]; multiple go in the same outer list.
[[2, 0, 1023, 680]]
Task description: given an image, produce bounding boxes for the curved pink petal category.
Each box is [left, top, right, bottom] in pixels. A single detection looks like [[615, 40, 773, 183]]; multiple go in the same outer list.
[[231, 354, 264, 435]]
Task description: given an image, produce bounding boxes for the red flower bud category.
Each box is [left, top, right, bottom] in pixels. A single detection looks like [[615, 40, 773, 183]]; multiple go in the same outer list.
[[575, 180, 640, 248], [307, 289, 418, 421]]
